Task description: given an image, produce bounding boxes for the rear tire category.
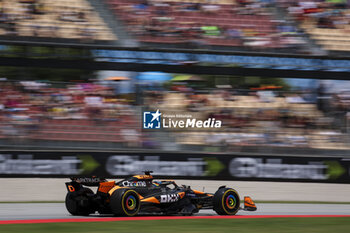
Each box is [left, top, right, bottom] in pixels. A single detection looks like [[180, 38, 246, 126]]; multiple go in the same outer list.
[[109, 189, 140, 216], [213, 188, 240, 215], [65, 188, 95, 216]]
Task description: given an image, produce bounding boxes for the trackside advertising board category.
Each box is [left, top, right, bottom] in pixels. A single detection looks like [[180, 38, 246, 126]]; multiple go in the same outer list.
[[0, 151, 349, 183]]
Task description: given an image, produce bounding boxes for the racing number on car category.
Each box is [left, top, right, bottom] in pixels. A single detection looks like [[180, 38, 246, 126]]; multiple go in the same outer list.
[[68, 185, 75, 192], [160, 194, 179, 203]]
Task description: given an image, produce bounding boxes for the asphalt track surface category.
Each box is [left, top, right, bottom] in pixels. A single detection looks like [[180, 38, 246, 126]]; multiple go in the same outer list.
[[0, 203, 349, 221]]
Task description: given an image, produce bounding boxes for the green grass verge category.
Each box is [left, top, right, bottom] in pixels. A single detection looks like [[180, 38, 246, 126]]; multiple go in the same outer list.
[[1, 218, 349, 233]]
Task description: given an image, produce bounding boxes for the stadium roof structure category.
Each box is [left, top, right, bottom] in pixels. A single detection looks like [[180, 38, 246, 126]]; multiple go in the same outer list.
[[1, 40, 350, 80]]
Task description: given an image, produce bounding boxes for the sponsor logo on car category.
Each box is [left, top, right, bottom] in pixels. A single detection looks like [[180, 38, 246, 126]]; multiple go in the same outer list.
[[122, 181, 147, 187], [160, 194, 179, 203]]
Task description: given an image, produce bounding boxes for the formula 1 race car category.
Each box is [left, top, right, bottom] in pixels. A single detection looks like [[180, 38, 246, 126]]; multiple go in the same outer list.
[[65, 171, 257, 216]]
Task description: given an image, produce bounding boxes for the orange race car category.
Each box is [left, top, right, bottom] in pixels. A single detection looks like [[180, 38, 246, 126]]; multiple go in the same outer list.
[[65, 171, 257, 216]]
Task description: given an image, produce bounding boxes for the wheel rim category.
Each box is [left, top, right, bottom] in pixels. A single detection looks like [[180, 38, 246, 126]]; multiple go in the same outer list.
[[125, 195, 137, 211], [221, 190, 240, 214], [225, 194, 236, 209]]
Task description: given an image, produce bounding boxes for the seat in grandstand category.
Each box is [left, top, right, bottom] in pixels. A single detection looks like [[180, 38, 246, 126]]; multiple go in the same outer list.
[[0, 0, 116, 42], [277, 0, 350, 53], [105, 0, 291, 50], [30, 118, 141, 144]]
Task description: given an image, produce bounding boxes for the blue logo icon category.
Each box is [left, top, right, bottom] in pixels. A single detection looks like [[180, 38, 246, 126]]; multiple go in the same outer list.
[[143, 109, 162, 129]]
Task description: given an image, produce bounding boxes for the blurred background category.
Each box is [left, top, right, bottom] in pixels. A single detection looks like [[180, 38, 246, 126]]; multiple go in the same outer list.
[[1, 4, 350, 231], [2, 71, 350, 155], [0, 0, 350, 178]]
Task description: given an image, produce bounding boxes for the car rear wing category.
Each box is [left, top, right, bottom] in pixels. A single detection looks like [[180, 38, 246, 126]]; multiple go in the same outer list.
[[69, 177, 107, 186]]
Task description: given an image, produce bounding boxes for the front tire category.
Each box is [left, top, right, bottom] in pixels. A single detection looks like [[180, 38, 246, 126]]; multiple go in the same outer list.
[[65, 188, 95, 216], [213, 188, 240, 215], [109, 189, 140, 216]]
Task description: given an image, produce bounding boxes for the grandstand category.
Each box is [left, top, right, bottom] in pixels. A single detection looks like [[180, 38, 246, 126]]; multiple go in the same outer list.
[[106, 0, 305, 51], [0, 0, 116, 42], [144, 89, 350, 151], [277, 0, 350, 53], [2, 78, 349, 152], [1, 0, 350, 54], [0, 81, 141, 148], [1, 0, 350, 154]]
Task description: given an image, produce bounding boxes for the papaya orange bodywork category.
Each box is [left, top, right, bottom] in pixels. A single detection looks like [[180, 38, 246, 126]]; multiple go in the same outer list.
[[178, 192, 185, 199], [67, 185, 75, 192], [108, 186, 124, 196], [133, 175, 153, 179], [192, 189, 213, 196], [141, 196, 160, 204], [244, 196, 256, 208], [98, 181, 115, 193]]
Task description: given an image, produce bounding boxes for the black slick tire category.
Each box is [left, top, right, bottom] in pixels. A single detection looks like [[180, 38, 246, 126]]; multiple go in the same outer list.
[[109, 188, 140, 216], [213, 188, 240, 215], [65, 188, 94, 216]]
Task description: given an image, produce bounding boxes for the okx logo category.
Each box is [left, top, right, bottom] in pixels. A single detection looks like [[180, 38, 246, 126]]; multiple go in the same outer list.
[[143, 109, 162, 129]]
